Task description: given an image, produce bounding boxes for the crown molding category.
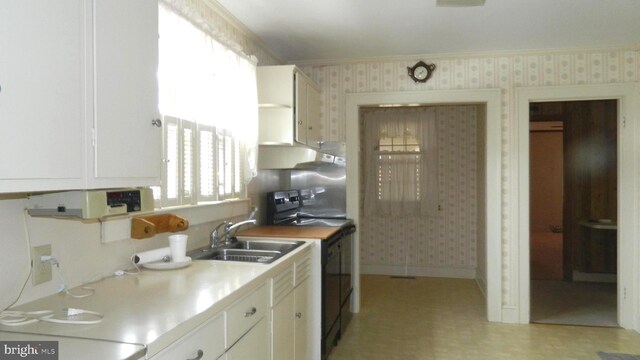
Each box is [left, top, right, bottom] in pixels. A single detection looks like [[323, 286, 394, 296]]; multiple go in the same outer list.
[[288, 44, 640, 67], [202, 0, 284, 64]]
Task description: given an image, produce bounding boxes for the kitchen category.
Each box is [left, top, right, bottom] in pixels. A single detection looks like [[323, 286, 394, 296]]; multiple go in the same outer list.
[[2, 0, 640, 359]]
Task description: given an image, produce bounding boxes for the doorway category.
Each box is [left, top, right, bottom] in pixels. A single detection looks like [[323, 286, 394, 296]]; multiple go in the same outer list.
[[357, 105, 483, 281], [529, 100, 618, 327], [516, 83, 637, 330], [345, 89, 503, 321]]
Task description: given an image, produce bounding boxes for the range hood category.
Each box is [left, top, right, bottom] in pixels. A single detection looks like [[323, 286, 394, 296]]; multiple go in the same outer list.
[[258, 142, 345, 169]]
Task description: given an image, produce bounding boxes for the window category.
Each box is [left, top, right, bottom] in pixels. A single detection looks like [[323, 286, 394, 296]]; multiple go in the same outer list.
[[156, 5, 258, 206], [362, 108, 439, 217], [376, 131, 422, 202]]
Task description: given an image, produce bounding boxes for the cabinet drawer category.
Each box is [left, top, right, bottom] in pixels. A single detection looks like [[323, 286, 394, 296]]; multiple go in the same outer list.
[[271, 265, 294, 307], [294, 250, 312, 286], [226, 283, 268, 347], [152, 313, 225, 360]]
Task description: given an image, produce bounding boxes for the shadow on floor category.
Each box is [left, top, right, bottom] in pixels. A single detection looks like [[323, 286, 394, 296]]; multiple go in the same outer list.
[[531, 279, 617, 327]]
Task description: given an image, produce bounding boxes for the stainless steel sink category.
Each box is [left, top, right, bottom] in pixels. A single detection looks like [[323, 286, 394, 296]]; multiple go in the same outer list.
[[229, 240, 305, 253], [188, 240, 305, 264]]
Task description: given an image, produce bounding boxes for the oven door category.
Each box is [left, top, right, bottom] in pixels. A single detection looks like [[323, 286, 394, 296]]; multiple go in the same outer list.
[[340, 228, 354, 305], [322, 236, 341, 357]]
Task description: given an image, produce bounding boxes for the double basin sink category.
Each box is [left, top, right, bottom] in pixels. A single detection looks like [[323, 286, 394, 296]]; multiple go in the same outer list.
[[188, 239, 305, 264]]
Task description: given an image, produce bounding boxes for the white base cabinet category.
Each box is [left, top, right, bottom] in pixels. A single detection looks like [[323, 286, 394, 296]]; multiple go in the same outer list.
[[226, 318, 269, 360], [149, 243, 319, 360], [151, 283, 269, 360], [0, 0, 160, 193], [294, 278, 312, 360], [151, 314, 225, 360], [270, 248, 314, 360]]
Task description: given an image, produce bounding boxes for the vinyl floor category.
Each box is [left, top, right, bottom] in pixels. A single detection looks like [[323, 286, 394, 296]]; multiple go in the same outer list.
[[531, 279, 617, 327], [329, 275, 640, 360]]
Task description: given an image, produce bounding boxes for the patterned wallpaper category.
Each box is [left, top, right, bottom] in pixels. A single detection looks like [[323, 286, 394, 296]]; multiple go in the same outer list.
[[302, 48, 640, 305], [359, 106, 478, 273], [304, 50, 639, 142]]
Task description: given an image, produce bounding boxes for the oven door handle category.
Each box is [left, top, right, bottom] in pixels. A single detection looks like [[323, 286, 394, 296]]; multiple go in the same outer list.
[[342, 224, 356, 235]]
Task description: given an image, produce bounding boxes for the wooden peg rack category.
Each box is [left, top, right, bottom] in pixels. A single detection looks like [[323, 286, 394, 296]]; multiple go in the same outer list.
[[131, 214, 189, 239]]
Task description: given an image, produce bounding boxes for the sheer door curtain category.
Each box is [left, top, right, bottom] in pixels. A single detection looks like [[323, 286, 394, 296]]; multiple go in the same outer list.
[[362, 107, 439, 217]]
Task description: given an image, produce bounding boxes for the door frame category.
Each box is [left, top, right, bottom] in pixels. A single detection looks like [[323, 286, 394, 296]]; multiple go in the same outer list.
[[516, 83, 639, 330], [346, 88, 503, 321]]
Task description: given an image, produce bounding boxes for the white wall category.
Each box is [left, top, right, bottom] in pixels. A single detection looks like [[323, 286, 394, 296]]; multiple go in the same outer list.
[[303, 47, 640, 317], [0, 196, 250, 308], [359, 105, 479, 279]]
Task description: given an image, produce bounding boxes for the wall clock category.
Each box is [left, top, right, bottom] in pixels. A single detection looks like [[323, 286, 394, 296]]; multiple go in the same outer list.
[[407, 61, 436, 83]]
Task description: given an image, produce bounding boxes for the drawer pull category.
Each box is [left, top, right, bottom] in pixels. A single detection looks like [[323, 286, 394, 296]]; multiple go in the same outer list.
[[186, 349, 204, 360], [244, 307, 257, 317], [296, 312, 302, 319]]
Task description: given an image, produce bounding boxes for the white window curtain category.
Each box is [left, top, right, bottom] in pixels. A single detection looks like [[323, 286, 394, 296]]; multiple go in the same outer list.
[[158, 4, 259, 182], [362, 107, 439, 217]]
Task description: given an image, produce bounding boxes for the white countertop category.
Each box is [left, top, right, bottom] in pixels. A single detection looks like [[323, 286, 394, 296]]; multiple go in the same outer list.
[[0, 331, 146, 360], [0, 241, 313, 359]]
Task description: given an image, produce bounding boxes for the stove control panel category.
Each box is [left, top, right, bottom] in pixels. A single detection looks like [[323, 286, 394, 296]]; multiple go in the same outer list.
[[267, 190, 302, 224]]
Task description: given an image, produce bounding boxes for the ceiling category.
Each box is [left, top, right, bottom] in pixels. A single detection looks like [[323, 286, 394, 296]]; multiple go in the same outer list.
[[213, 0, 640, 64]]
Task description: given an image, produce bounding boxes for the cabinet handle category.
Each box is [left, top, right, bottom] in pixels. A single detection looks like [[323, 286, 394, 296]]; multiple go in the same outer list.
[[151, 118, 162, 127], [296, 312, 302, 319], [308, 126, 313, 130], [186, 349, 204, 360], [298, 120, 302, 125], [244, 307, 257, 317]]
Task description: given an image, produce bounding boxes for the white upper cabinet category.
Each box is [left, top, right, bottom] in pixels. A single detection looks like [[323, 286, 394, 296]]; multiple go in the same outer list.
[[90, 0, 161, 187], [257, 65, 321, 149], [0, 0, 161, 193], [0, 0, 86, 191]]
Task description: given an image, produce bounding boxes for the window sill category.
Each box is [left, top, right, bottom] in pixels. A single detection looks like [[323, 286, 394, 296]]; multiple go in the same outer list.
[[152, 198, 251, 226]]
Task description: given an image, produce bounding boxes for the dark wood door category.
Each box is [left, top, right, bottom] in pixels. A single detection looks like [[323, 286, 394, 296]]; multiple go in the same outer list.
[[563, 100, 618, 278]]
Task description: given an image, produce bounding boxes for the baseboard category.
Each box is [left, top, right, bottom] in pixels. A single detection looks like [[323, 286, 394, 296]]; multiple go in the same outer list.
[[360, 264, 476, 279], [572, 271, 617, 283], [501, 306, 519, 324], [475, 274, 487, 299]]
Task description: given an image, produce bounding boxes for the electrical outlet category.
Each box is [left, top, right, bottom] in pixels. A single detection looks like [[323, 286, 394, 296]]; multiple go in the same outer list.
[[32, 245, 52, 285]]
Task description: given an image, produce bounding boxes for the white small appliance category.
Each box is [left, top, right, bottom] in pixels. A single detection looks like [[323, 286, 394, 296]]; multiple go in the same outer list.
[[27, 188, 154, 219]]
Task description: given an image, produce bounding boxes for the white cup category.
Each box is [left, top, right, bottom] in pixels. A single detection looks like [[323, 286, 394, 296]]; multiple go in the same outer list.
[[168, 234, 188, 262]]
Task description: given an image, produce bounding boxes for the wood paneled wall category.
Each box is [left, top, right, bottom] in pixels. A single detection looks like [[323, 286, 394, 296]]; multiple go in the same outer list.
[[562, 100, 618, 277]]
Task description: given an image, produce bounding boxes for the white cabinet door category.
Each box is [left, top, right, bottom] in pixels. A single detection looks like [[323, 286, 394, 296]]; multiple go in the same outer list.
[[0, 0, 86, 192], [90, 0, 161, 187], [257, 65, 321, 150], [294, 74, 321, 149], [272, 290, 295, 360], [305, 84, 321, 149], [294, 278, 313, 360], [226, 318, 269, 360], [294, 74, 308, 146], [151, 313, 225, 360]]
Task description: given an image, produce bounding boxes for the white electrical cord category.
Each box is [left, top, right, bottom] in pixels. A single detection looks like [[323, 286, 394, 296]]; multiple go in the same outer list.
[[1, 209, 36, 313], [123, 237, 142, 275], [0, 308, 104, 326], [44, 257, 97, 299]]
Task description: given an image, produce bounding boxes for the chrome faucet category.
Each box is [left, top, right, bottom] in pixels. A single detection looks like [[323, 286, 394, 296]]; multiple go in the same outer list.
[[210, 221, 228, 248], [224, 219, 257, 243], [210, 207, 258, 248]]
